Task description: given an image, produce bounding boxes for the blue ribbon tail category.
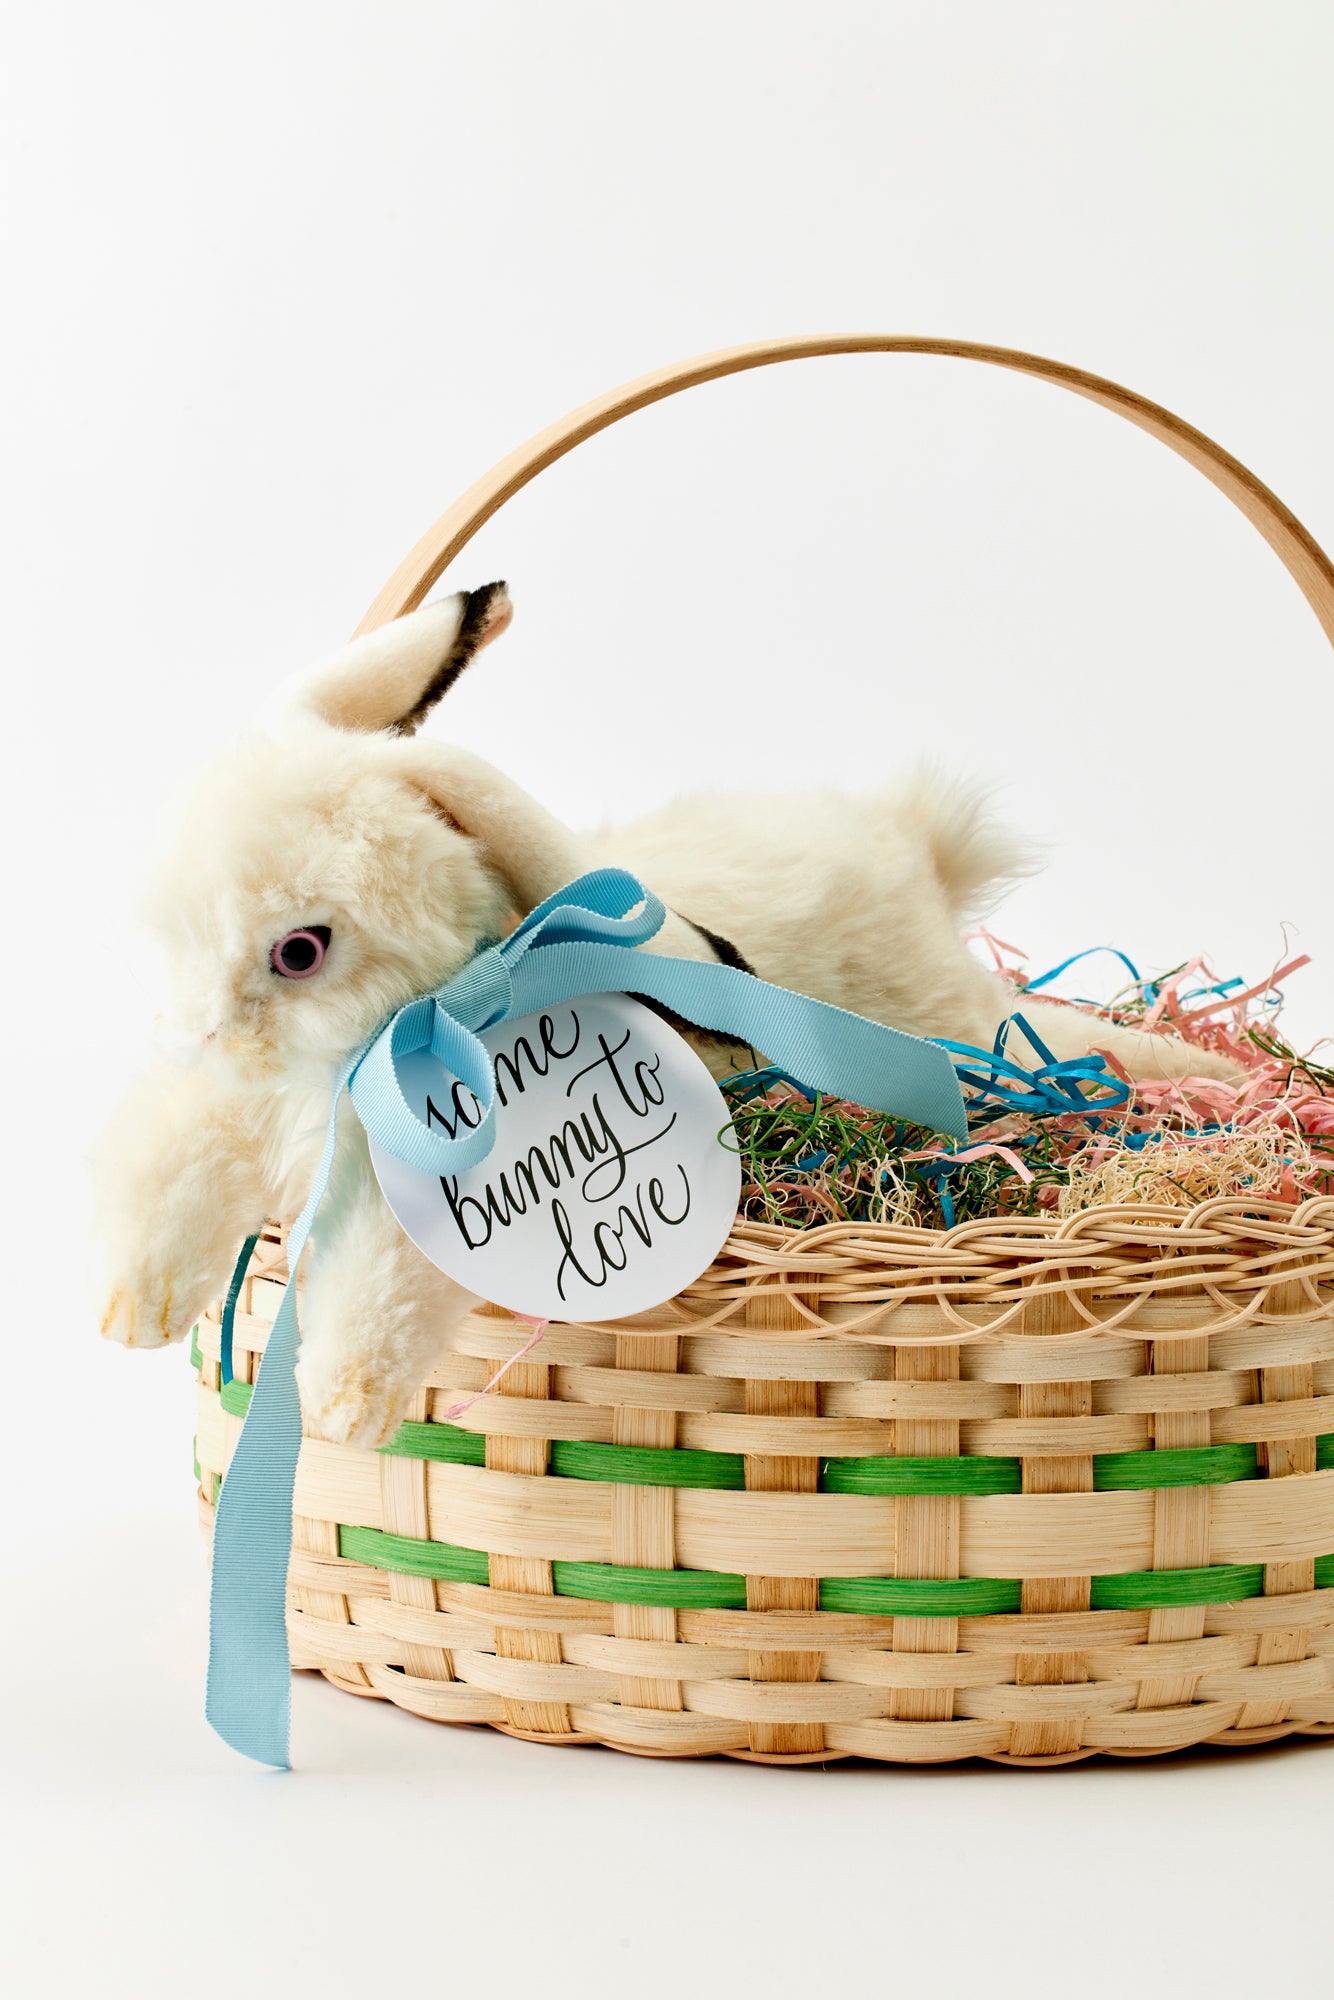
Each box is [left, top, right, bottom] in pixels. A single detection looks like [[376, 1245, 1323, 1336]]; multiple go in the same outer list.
[[205, 1278, 303, 1768], [204, 1055, 355, 1769]]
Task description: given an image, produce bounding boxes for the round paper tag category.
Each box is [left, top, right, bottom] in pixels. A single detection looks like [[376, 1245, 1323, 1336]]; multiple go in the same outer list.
[[368, 993, 742, 1323]]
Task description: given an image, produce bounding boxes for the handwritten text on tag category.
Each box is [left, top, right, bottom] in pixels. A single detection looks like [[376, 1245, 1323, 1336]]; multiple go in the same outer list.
[[368, 993, 741, 1322]]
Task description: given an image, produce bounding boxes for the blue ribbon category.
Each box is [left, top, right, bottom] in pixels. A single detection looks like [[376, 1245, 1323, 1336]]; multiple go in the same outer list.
[[1023, 945, 1145, 998], [1023, 947, 1256, 1017], [935, 1013, 1131, 1129], [206, 867, 968, 1767]]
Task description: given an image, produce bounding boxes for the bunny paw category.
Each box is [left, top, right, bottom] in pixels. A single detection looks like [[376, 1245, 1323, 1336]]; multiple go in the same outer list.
[[99, 1266, 195, 1350], [297, 1357, 408, 1450]]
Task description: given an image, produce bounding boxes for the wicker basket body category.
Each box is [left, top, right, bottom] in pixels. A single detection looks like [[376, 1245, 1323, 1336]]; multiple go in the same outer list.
[[196, 1203, 1334, 1765]]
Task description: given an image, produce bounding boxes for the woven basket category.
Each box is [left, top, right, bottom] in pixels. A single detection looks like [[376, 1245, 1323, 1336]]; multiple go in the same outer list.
[[198, 338, 1334, 1765]]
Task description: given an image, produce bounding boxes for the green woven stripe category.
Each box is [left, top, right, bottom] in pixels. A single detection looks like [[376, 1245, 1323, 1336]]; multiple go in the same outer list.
[[551, 1440, 746, 1488], [339, 1524, 490, 1585], [551, 1561, 748, 1607], [219, 1377, 252, 1418], [192, 1443, 201, 1485], [380, 1421, 486, 1467], [820, 1575, 1023, 1615], [369, 1426, 1334, 1496], [332, 1521, 1334, 1613], [1090, 1564, 1266, 1608], [215, 1374, 1334, 1503], [822, 1455, 1022, 1496], [189, 1327, 203, 1374], [1092, 1443, 1259, 1490]]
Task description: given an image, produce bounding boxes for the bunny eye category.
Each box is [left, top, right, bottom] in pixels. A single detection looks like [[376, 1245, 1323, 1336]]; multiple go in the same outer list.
[[270, 926, 331, 979]]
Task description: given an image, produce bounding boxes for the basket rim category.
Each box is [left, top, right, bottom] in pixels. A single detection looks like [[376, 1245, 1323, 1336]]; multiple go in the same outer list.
[[713, 1191, 1334, 1258], [250, 1193, 1334, 1347]]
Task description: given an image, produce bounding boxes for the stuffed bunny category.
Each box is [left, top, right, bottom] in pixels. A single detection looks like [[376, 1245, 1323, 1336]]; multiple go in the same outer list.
[[94, 584, 1232, 1446]]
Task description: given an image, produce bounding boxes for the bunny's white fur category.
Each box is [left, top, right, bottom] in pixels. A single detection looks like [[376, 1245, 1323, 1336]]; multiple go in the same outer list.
[[94, 587, 1233, 1446]]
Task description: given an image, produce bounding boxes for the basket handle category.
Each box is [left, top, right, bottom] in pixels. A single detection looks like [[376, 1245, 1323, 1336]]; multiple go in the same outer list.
[[354, 334, 1334, 646]]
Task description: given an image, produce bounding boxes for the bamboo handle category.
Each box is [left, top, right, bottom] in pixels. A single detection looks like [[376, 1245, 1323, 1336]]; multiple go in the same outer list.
[[355, 334, 1334, 647]]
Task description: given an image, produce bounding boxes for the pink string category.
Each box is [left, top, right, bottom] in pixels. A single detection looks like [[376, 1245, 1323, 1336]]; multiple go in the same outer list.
[[963, 926, 1028, 978], [945, 1140, 1035, 1183], [900, 1139, 1035, 1183], [436, 1313, 551, 1421], [1177, 954, 1311, 1024]]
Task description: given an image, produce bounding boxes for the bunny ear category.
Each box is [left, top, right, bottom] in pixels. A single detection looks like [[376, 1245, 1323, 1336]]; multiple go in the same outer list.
[[399, 743, 598, 911], [395, 742, 724, 968], [289, 583, 512, 736]]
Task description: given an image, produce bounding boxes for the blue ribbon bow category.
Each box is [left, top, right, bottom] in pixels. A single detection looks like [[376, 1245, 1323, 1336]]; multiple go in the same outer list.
[[205, 867, 967, 1767]]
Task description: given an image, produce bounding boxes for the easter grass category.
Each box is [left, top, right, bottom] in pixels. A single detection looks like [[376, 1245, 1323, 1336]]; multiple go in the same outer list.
[[720, 940, 1334, 1230]]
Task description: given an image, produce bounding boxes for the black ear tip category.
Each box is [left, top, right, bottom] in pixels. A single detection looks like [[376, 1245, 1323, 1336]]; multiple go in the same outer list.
[[458, 580, 509, 633], [461, 581, 514, 647], [389, 579, 514, 735]]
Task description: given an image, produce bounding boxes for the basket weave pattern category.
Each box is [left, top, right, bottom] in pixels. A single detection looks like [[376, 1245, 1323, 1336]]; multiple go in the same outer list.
[[195, 1202, 1334, 1765]]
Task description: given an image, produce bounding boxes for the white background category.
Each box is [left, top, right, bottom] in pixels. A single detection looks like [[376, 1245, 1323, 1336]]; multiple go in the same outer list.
[[4, 4, 1333, 1995]]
